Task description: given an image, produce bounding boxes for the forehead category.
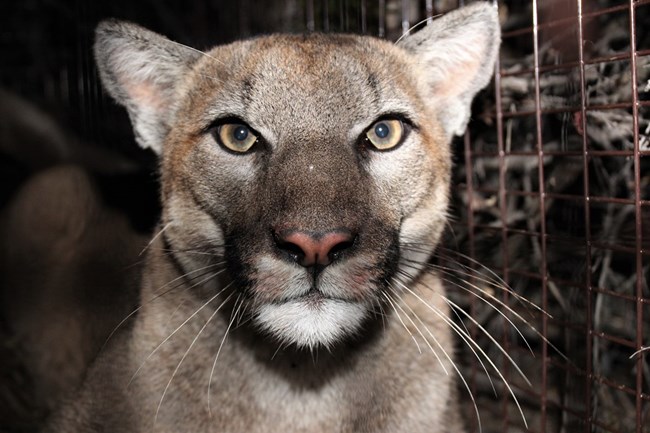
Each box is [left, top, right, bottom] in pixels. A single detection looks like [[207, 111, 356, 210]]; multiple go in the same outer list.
[[189, 34, 421, 140]]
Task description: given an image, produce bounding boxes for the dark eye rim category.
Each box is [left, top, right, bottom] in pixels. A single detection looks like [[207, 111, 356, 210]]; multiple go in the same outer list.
[[361, 114, 415, 153], [205, 116, 265, 155]]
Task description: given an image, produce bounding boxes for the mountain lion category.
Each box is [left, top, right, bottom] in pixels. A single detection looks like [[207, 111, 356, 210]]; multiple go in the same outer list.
[[46, 3, 500, 432]]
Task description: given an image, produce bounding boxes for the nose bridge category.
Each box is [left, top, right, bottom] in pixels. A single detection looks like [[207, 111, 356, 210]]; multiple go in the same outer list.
[[268, 141, 364, 229]]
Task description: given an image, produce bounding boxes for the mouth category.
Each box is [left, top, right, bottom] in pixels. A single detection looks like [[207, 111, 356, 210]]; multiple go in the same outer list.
[[243, 243, 396, 348], [273, 287, 358, 313], [295, 287, 326, 302]]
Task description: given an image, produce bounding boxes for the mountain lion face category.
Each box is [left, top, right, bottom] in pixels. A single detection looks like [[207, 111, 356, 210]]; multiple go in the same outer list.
[[162, 35, 452, 348], [95, 4, 499, 349]]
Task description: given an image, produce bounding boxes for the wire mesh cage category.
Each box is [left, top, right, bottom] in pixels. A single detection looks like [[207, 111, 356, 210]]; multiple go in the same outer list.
[[450, 1, 649, 432], [0, 1, 648, 432]]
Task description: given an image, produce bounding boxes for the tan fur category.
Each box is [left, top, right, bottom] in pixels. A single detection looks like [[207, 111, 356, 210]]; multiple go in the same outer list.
[[46, 3, 500, 432]]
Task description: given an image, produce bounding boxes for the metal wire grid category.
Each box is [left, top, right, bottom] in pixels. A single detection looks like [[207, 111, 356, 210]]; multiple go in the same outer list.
[[456, 0, 649, 432], [0, 1, 648, 432]]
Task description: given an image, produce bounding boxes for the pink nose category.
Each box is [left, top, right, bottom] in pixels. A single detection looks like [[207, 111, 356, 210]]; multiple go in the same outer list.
[[274, 230, 355, 267]]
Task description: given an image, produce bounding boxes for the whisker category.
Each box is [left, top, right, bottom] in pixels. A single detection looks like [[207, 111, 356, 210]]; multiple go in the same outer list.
[[393, 14, 443, 45], [384, 285, 447, 375], [370, 296, 389, 332], [99, 263, 227, 353], [412, 256, 521, 302], [394, 279, 529, 429], [122, 256, 151, 271], [438, 273, 536, 355], [441, 294, 531, 385], [388, 282, 484, 433], [270, 342, 285, 361], [400, 259, 535, 355], [435, 245, 548, 315], [401, 244, 519, 301], [169, 299, 188, 321], [139, 221, 172, 257], [158, 248, 227, 257], [426, 260, 530, 307], [234, 312, 254, 329], [400, 245, 546, 327], [442, 295, 530, 429], [381, 292, 422, 354], [165, 38, 226, 67], [630, 346, 650, 359], [234, 296, 251, 327], [128, 278, 232, 387], [154, 291, 235, 425], [152, 262, 228, 295], [391, 277, 497, 395], [125, 246, 224, 272], [400, 256, 569, 363], [443, 297, 497, 396], [207, 294, 244, 416], [403, 243, 503, 281]]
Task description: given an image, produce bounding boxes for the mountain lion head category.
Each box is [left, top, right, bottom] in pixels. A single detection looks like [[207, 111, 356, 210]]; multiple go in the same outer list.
[[95, 3, 500, 350]]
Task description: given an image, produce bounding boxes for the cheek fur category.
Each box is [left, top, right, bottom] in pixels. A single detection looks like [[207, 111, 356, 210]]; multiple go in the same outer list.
[[317, 256, 382, 301], [396, 184, 450, 284], [366, 138, 437, 218], [248, 256, 310, 303]]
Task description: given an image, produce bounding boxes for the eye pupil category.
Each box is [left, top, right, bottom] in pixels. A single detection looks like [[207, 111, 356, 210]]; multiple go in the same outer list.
[[374, 123, 389, 139], [233, 126, 249, 141]]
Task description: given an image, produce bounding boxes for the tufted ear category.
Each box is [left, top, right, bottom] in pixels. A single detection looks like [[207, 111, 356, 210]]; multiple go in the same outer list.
[[94, 20, 200, 154], [400, 2, 500, 139]]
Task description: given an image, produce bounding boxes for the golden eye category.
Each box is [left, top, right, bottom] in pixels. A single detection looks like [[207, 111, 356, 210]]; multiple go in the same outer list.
[[217, 123, 258, 153], [365, 119, 404, 150]]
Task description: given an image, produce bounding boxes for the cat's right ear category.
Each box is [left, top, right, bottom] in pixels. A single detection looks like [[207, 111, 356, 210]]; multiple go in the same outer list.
[[94, 20, 200, 154], [399, 2, 500, 140]]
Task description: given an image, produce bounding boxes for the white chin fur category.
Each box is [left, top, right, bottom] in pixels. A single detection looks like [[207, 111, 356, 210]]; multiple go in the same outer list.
[[255, 299, 368, 349]]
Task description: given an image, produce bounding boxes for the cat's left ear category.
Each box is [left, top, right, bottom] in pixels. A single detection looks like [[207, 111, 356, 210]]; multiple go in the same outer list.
[[400, 2, 500, 138], [94, 20, 201, 154]]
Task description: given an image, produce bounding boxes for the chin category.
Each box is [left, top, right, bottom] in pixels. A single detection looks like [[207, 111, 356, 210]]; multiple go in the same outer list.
[[254, 297, 369, 349]]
